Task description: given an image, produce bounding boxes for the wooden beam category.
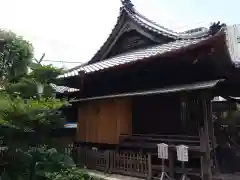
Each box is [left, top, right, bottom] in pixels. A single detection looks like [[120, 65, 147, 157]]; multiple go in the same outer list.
[[200, 98, 213, 180]]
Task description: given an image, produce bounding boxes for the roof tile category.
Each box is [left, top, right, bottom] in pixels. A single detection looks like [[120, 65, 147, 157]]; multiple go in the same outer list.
[[58, 37, 208, 78], [50, 83, 79, 93]]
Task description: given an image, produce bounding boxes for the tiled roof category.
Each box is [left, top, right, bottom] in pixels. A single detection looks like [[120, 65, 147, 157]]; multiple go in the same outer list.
[[64, 123, 77, 128], [89, 0, 210, 64], [212, 96, 227, 102], [120, 0, 209, 39], [58, 37, 208, 78], [50, 83, 79, 93], [57, 1, 226, 80], [127, 8, 209, 40]]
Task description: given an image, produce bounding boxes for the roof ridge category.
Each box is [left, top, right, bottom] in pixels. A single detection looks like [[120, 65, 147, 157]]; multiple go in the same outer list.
[[121, 0, 134, 11], [127, 9, 178, 38], [121, 1, 210, 39], [121, 1, 179, 39], [132, 11, 210, 39]]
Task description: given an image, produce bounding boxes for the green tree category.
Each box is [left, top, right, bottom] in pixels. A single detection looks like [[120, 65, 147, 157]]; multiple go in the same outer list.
[[0, 30, 33, 85], [0, 29, 93, 180], [6, 64, 63, 98], [0, 30, 78, 180], [0, 94, 68, 145]]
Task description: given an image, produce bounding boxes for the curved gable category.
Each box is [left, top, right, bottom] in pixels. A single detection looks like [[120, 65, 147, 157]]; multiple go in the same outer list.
[[105, 29, 159, 59], [88, 8, 174, 64], [88, 0, 209, 64]]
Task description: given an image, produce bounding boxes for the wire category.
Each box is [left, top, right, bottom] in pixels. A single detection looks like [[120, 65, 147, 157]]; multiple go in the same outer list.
[[41, 59, 83, 64]]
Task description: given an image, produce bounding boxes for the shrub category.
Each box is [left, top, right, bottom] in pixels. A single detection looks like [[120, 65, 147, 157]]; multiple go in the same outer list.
[[45, 168, 95, 180]]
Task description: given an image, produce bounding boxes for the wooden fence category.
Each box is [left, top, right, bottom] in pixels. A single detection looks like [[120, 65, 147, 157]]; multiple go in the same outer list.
[[110, 151, 151, 179], [70, 144, 206, 180], [73, 146, 152, 180]]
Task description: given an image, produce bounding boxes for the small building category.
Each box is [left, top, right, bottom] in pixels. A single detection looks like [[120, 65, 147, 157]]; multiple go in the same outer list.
[[50, 84, 79, 146], [56, 1, 240, 179]]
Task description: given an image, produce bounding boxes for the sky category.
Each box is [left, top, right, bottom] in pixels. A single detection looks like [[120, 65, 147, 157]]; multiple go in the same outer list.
[[0, 0, 239, 69]]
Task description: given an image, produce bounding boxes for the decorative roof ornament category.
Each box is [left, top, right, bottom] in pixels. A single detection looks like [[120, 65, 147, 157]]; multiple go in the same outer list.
[[121, 0, 134, 10], [209, 21, 226, 35]]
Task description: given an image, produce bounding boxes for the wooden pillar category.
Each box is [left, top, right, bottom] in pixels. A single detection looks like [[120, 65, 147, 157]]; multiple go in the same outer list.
[[200, 97, 212, 180], [180, 98, 187, 133], [207, 100, 219, 174], [147, 153, 152, 180]]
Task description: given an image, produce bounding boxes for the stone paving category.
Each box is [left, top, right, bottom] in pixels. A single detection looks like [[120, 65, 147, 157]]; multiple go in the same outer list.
[[87, 170, 145, 180]]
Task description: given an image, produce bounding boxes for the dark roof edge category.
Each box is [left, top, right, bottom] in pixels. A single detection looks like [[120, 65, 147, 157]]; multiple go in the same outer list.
[[71, 79, 224, 102]]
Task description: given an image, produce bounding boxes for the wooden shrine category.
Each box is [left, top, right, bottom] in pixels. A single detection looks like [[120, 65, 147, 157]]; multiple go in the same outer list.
[[55, 1, 240, 179]]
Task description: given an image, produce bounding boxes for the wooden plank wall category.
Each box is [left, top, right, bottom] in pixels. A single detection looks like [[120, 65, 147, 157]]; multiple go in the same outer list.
[[77, 98, 132, 144]]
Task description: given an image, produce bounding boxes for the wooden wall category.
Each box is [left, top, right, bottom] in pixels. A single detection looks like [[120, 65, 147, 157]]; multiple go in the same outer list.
[[77, 98, 132, 144]]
